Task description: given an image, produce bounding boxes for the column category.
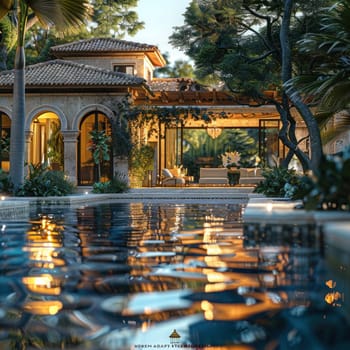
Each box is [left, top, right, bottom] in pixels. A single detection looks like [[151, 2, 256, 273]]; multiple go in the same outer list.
[[62, 130, 79, 185], [25, 130, 33, 176]]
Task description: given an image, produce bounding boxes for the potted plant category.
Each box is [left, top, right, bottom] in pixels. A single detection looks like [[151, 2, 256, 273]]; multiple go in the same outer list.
[[47, 149, 63, 170], [88, 129, 111, 182], [47, 121, 63, 170], [129, 144, 154, 187]]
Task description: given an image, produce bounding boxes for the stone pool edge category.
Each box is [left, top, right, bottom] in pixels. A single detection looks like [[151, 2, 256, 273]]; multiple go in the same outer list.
[[243, 195, 350, 256]]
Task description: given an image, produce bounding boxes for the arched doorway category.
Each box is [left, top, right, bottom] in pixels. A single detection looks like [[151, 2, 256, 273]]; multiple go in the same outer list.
[[29, 112, 63, 170], [78, 111, 112, 185], [0, 112, 11, 171]]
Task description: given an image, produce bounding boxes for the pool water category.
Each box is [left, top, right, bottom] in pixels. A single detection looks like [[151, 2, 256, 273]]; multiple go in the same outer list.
[[0, 201, 349, 349]]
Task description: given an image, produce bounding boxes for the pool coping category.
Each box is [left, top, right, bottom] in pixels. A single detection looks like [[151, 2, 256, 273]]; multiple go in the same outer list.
[[243, 196, 350, 254], [243, 196, 350, 224], [0, 187, 256, 220]]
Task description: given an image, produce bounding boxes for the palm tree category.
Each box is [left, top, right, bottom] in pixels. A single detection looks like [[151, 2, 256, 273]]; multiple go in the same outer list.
[[289, 0, 350, 144], [0, 0, 91, 189]]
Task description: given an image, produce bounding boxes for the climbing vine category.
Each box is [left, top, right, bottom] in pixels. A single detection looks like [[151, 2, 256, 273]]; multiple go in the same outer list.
[[100, 95, 230, 158]]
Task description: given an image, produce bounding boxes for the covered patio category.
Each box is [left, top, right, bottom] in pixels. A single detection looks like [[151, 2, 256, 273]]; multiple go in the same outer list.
[[132, 78, 308, 187]]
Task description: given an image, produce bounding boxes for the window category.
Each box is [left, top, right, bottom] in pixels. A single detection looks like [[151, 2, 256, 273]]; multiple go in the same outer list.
[[78, 112, 112, 185], [113, 64, 135, 75]]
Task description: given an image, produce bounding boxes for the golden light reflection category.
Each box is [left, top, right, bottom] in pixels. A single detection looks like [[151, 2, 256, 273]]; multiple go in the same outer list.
[[325, 279, 343, 307], [23, 300, 63, 315], [205, 255, 227, 268], [22, 274, 61, 295], [202, 218, 227, 264], [23, 216, 64, 296], [205, 282, 232, 293], [202, 293, 289, 321], [326, 279, 336, 289], [203, 269, 227, 283], [201, 300, 214, 320], [325, 292, 342, 306]]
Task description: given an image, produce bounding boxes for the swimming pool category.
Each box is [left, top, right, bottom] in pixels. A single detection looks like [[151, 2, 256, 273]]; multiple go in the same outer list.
[[0, 201, 349, 349]]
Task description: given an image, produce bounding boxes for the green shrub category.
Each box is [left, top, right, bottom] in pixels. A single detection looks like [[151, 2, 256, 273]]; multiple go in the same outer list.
[[254, 167, 305, 198], [0, 169, 12, 194], [303, 150, 350, 211], [15, 163, 75, 197], [92, 172, 129, 193], [284, 176, 313, 200]]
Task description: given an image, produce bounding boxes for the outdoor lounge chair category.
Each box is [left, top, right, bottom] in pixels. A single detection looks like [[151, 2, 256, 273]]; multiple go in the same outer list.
[[161, 168, 185, 186]]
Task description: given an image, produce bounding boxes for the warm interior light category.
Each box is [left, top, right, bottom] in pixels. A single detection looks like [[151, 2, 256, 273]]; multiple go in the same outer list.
[[207, 127, 222, 139]]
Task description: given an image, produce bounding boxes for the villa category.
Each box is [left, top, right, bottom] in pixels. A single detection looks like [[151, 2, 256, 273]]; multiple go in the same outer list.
[[0, 37, 340, 187]]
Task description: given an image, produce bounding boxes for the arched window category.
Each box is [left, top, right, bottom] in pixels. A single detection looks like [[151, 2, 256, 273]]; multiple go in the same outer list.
[[0, 112, 11, 171], [78, 111, 112, 185], [29, 113, 63, 170]]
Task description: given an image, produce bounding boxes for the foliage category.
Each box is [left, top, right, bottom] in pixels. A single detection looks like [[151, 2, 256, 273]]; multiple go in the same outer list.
[[155, 56, 195, 78], [0, 133, 9, 158], [88, 130, 111, 165], [87, 0, 143, 38], [88, 129, 111, 181], [92, 172, 129, 193], [103, 96, 133, 158], [254, 167, 306, 198], [47, 121, 63, 164], [0, 16, 16, 70], [221, 151, 240, 167], [4, 0, 144, 69], [287, 0, 350, 143], [169, 0, 333, 171], [129, 144, 154, 179], [182, 128, 259, 180], [283, 176, 313, 201], [15, 163, 75, 197], [0, 169, 12, 193], [302, 149, 350, 211], [255, 149, 350, 211], [169, 0, 325, 92], [1, 0, 91, 189], [217, 129, 259, 167]]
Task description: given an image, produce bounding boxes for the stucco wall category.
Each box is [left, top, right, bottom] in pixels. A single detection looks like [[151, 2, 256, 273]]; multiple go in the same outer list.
[[0, 92, 128, 185], [64, 54, 154, 80]]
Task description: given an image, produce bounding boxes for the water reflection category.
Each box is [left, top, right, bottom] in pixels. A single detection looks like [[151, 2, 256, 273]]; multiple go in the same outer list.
[[0, 202, 349, 349]]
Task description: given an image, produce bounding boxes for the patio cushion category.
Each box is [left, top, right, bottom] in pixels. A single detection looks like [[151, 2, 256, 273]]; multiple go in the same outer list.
[[162, 168, 173, 178]]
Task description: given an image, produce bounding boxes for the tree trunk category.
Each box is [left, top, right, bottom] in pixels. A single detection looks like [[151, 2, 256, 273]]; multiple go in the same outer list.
[[280, 0, 323, 172], [9, 45, 26, 189]]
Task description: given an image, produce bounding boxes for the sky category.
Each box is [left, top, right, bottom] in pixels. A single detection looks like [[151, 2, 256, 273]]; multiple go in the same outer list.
[[125, 0, 191, 65]]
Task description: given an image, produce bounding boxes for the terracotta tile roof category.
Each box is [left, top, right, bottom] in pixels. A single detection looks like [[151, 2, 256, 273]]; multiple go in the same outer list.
[[50, 38, 167, 67], [0, 59, 145, 88], [149, 78, 208, 92], [51, 37, 159, 54]]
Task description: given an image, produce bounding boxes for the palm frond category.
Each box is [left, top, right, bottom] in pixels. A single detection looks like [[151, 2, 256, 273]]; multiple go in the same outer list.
[[319, 108, 350, 144], [28, 0, 91, 31], [321, 123, 350, 144], [318, 79, 350, 114], [0, 0, 12, 20]]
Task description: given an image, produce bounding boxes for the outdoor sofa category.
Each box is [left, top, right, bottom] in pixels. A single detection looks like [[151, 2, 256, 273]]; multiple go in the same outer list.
[[238, 167, 264, 185], [198, 167, 228, 185]]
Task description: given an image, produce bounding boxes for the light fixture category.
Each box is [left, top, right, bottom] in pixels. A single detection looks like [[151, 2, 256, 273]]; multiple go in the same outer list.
[[207, 127, 222, 139]]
